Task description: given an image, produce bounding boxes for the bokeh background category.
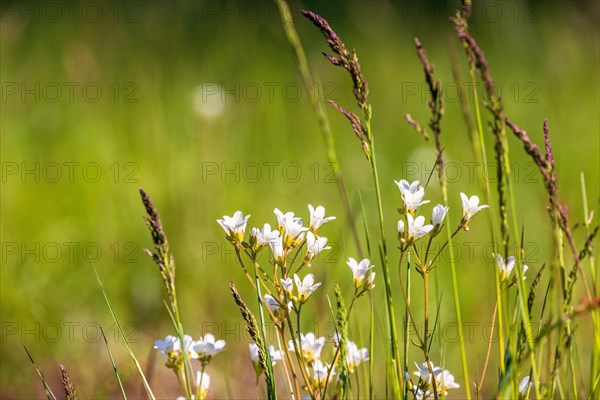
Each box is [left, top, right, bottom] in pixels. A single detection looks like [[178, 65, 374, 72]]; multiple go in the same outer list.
[[1, 0, 598, 398]]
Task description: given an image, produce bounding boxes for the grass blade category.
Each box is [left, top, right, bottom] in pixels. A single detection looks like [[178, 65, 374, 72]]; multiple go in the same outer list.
[[92, 264, 156, 400]]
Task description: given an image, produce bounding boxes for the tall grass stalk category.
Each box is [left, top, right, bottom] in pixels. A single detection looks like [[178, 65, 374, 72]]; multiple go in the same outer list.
[[581, 172, 600, 399], [274, 0, 363, 258]]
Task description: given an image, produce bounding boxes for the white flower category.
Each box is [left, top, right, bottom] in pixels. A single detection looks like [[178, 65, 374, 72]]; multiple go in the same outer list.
[[274, 208, 308, 247], [494, 253, 528, 281], [412, 361, 459, 398], [406, 214, 434, 243], [269, 234, 285, 264], [311, 360, 335, 389], [280, 277, 294, 297], [217, 211, 250, 242], [437, 369, 460, 394], [396, 180, 430, 213], [460, 193, 489, 223], [346, 341, 369, 373], [288, 332, 325, 363], [308, 204, 336, 231], [249, 343, 283, 373], [346, 257, 374, 289], [265, 294, 292, 313], [196, 371, 210, 399], [193, 334, 226, 365], [154, 334, 197, 365], [264, 294, 280, 311], [274, 208, 299, 230], [306, 231, 331, 259], [431, 205, 448, 227], [518, 376, 534, 395], [397, 179, 422, 194], [293, 273, 321, 303], [413, 361, 443, 383], [251, 223, 279, 247]]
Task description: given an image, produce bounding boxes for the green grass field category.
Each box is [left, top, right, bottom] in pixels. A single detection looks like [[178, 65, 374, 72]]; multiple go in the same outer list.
[[1, 1, 598, 398]]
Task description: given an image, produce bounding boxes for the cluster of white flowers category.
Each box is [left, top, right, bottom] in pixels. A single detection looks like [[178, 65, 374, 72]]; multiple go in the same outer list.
[[396, 179, 488, 245], [406, 361, 460, 400], [154, 333, 226, 398], [218, 204, 334, 266], [218, 204, 375, 395]]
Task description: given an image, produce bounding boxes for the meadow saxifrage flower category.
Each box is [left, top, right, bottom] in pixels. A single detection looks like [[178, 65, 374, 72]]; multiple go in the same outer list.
[[430, 204, 448, 236], [274, 208, 308, 248], [346, 341, 369, 373], [396, 179, 430, 214], [154, 334, 197, 367], [400, 214, 433, 244], [288, 332, 325, 364], [280, 277, 294, 297], [412, 361, 460, 399], [217, 211, 250, 243], [306, 231, 331, 260], [460, 192, 489, 226], [193, 334, 226, 366], [293, 273, 321, 303], [494, 253, 528, 282], [519, 376, 535, 396], [249, 343, 283, 375], [195, 371, 210, 400], [269, 234, 285, 265], [346, 257, 375, 290], [308, 204, 336, 231], [310, 360, 335, 389], [250, 223, 279, 248], [264, 294, 292, 313]]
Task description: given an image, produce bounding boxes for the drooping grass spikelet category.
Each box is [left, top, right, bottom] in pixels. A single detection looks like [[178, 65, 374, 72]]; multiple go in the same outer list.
[[301, 9, 372, 160], [453, 12, 510, 256], [59, 364, 78, 400], [406, 37, 445, 175]]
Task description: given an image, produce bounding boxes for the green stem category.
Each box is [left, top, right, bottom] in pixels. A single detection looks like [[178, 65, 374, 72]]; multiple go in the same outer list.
[[369, 137, 402, 394]]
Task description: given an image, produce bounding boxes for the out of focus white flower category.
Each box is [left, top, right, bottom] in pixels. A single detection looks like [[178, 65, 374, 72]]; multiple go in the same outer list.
[[431, 204, 448, 236], [311, 360, 335, 389], [249, 343, 283, 374], [154, 334, 197, 367], [195, 371, 210, 400], [193, 334, 226, 366], [494, 253, 528, 281], [288, 332, 325, 363], [519, 376, 535, 396], [346, 341, 369, 373]]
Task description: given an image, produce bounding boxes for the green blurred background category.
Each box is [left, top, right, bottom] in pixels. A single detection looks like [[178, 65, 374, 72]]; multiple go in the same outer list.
[[1, 0, 598, 398]]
